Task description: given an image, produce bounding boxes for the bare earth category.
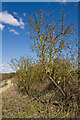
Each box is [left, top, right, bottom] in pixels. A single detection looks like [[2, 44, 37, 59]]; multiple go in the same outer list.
[[0, 79, 13, 94]]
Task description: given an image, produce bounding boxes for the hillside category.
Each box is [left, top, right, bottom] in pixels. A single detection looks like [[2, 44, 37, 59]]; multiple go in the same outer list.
[[0, 72, 16, 81]]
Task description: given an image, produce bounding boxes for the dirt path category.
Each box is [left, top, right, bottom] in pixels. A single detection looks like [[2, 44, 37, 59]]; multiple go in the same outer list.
[[0, 79, 13, 94]]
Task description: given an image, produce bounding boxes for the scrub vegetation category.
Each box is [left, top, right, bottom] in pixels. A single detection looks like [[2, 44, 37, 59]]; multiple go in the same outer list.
[[0, 72, 16, 81], [2, 10, 79, 118]]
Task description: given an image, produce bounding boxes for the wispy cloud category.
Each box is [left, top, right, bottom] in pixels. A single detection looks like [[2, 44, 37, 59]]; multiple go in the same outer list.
[[13, 11, 19, 18], [9, 29, 19, 35], [0, 23, 5, 30], [0, 11, 24, 29], [13, 11, 18, 16], [56, 0, 67, 5], [19, 18, 25, 29], [62, 0, 67, 2], [74, 3, 78, 7], [55, 0, 67, 2], [0, 63, 14, 73], [23, 13, 26, 17], [0, 64, 10, 67]]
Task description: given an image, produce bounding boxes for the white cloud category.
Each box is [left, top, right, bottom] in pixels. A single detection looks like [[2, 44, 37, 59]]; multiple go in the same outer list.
[[55, 0, 67, 2], [0, 63, 15, 73], [9, 29, 19, 35], [0, 23, 5, 30], [13, 11, 19, 18], [23, 13, 26, 17], [0, 64, 10, 67], [56, 0, 67, 5], [19, 18, 25, 29], [0, 11, 24, 29], [62, 0, 67, 2], [13, 12, 18, 16]]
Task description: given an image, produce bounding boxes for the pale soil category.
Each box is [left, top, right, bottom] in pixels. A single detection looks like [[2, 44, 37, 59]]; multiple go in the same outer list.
[[0, 79, 13, 94]]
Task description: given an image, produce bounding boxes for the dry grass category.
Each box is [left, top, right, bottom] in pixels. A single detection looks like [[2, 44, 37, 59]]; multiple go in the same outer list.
[[0, 73, 16, 81], [2, 81, 68, 118], [2, 76, 79, 118]]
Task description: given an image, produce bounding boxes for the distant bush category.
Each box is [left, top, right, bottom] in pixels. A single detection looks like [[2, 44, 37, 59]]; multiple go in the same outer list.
[[0, 72, 16, 81]]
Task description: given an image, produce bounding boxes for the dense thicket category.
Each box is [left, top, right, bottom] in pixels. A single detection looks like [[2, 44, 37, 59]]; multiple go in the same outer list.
[[10, 56, 78, 117], [10, 10, 79, 118]]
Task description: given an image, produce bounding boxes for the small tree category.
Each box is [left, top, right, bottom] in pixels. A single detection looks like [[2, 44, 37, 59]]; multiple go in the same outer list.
[[10, 57, 33, 94], [26, 10, 77, 97]]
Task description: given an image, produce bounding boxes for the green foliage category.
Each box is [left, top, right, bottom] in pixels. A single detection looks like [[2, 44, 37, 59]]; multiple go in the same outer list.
[[1, 80, 8, 87]]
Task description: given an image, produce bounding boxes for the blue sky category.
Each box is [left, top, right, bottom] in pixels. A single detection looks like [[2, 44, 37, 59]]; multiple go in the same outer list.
[[0, 1, 78, 73]]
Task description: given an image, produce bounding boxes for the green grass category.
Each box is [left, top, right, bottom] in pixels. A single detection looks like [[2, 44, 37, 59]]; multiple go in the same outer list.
[[1, 80, 8, 88], [1, 83, 8, 88]]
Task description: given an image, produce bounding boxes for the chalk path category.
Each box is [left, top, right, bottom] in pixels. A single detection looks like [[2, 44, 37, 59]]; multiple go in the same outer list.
[[0, 79, 13, 94]]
